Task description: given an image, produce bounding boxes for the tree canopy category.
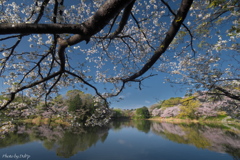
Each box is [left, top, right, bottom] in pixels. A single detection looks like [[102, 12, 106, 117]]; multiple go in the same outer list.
[[134, 106, 150, 119], [0, 0, 239, 113]]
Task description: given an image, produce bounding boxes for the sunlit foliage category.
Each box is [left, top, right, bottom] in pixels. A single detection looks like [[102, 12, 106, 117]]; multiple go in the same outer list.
[[178, 96, 200, 118], [134, 106, 150, 119], [161, 97, 182, 109]]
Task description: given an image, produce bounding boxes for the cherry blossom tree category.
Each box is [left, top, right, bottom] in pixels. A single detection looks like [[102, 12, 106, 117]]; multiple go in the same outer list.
[[0, 0, 193, 111], [160, 0, 240, 101], [1, 0, 239, 124]]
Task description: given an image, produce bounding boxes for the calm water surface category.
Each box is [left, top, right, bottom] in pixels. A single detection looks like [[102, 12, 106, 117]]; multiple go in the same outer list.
[[0, 120, 240, 160]]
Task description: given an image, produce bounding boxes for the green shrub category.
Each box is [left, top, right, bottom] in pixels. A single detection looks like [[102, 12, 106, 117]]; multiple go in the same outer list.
[[134, 107, 150, 119], [178, 96, 200, 119]]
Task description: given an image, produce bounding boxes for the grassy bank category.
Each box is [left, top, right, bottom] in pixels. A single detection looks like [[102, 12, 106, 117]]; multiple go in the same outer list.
[[149, 117, 199, 124], [148, 116, 240, 126], [21, 116, 70, 126]]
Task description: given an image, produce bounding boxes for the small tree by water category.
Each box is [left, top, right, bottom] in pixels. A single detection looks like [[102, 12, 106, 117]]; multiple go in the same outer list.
[[134, 107, 150, 119], [68, 94, 82, 112]]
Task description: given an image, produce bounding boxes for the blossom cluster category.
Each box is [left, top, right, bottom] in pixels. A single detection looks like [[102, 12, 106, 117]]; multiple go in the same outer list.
[[85, 107, 112, 126], [0, 121, 15, 139]]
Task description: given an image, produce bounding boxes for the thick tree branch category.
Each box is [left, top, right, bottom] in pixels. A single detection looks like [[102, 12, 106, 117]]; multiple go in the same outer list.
[[214, 86, 240, 101], [55, 0, 135, 77], [161, 0, 196, 55], [108, 0, 135, 39], [0, 0, 134, 36], [188, 74, 240, 102], [0, 24, 84, 34], [123, 0, 193, 82]]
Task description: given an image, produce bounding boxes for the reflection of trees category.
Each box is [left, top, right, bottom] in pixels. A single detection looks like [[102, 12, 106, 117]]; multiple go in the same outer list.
[[56, 127, 109, 158], [43, 139, 55, 150], [0, 132, 30, 148], [224, 144, 240, 160], [56, 132, 80, 158], [151, 122, 240, 158], [151, 123, 211, 148], [0, 124, 109, 158], [111, 120, 136, 131], [110, 120, 151, 133], [134, 120, 151, 133], [181, 124, 211, 148], [111, 120, 123, 131]]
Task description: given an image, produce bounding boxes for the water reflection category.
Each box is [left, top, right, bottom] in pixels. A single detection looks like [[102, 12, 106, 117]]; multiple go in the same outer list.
[[0, 121, 240, 159], [0, 124, 109, 158], [151, 122, 240, 159]]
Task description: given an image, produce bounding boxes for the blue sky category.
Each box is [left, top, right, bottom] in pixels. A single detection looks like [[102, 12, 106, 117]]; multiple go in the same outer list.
[[108, 75, 186, 109]]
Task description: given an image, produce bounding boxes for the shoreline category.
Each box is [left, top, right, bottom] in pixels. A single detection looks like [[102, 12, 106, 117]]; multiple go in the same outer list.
[[148, 117, 240, 125]]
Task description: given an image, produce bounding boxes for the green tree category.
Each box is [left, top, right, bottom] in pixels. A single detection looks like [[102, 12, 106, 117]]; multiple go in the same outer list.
[[134, 107, 150, 119], [178, 96, 200, 119], [111, 108, 131, 119], [112, 109, 124, 119], [68, 94, 82, 112], [66, 90, 84, 100]]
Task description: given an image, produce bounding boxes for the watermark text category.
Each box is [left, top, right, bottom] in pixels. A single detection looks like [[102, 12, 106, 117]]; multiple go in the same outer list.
[[2, 153, 31, 160]]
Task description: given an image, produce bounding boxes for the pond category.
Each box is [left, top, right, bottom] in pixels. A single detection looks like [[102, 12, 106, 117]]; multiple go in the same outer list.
[[0, 120, 240, 160]]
